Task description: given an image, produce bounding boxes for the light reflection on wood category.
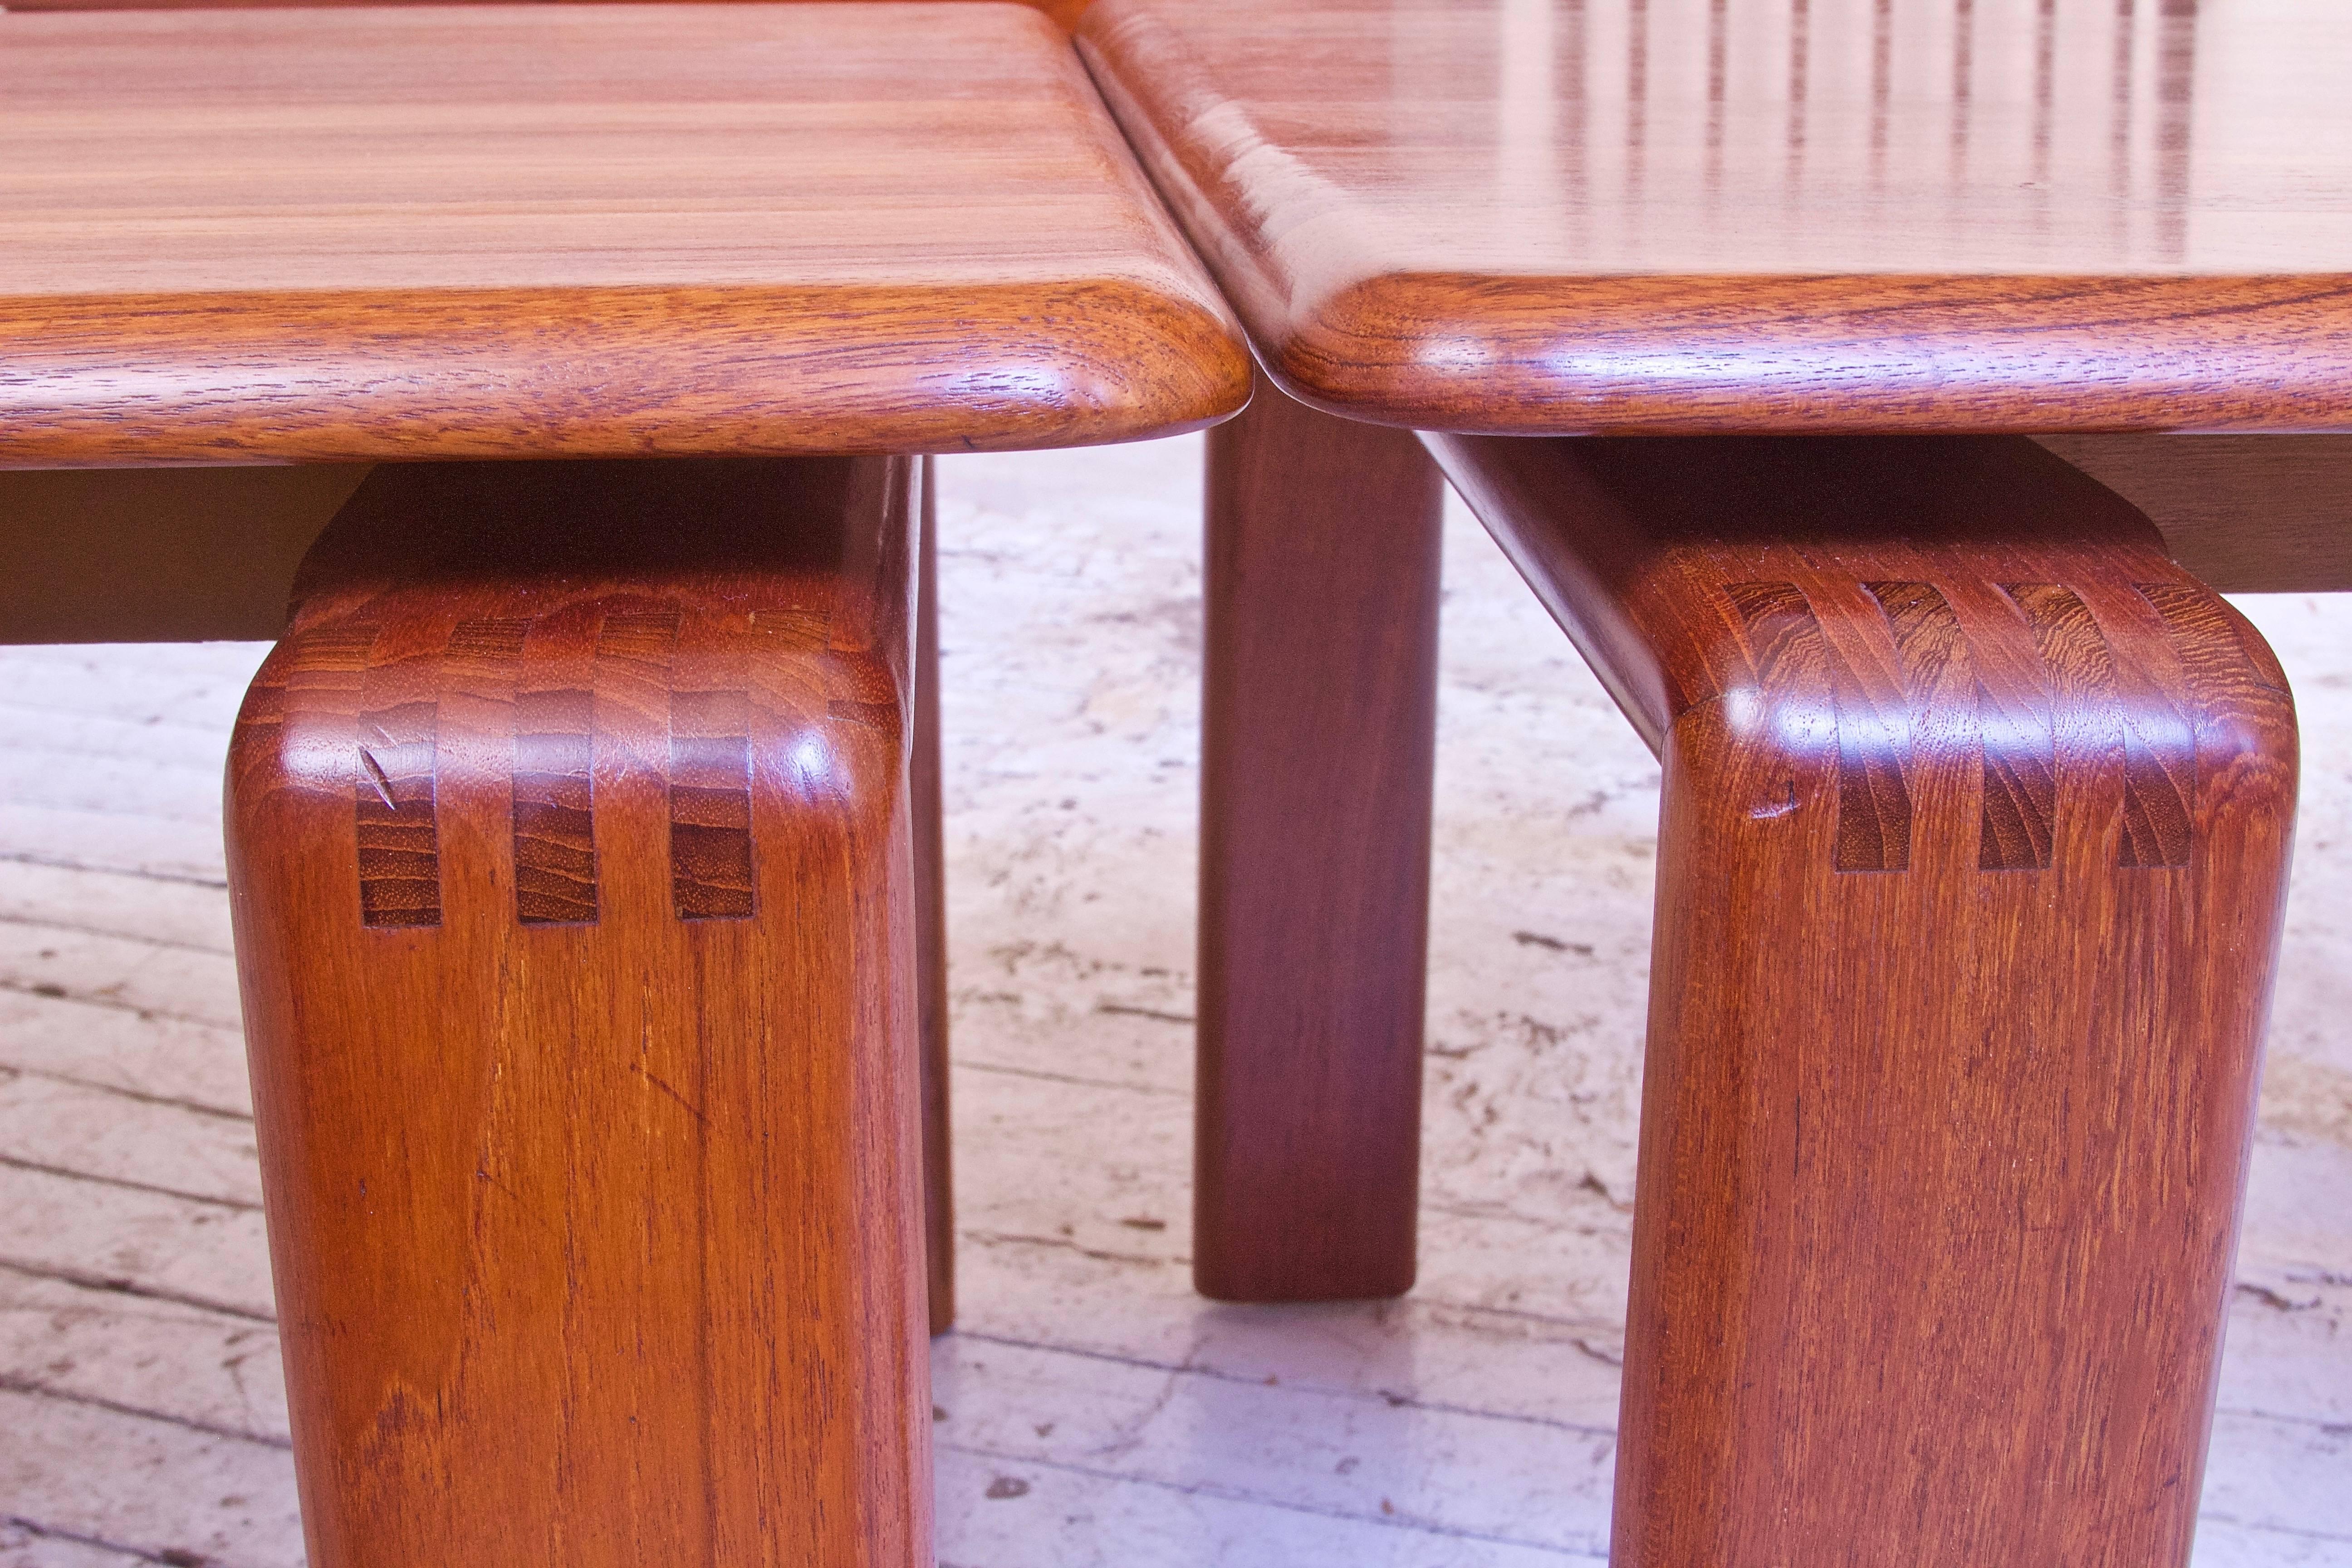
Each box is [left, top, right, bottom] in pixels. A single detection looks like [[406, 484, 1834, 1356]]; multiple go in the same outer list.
[[1420, 0, 2230, 271], [1079, 0, 2352, 430]]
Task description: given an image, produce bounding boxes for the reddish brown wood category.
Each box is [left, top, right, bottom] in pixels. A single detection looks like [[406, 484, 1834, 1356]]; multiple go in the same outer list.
[[0, 465, 367, 643], [1196, 373, 1444, 1302], [12, 0, 1098, 30], [913, 460, 955, 1336], [2034, 435, 2352, 594], [227, 456, 931, 1568], [0, 4, 1247, 466], [1079, 0, 2352, 434], [10, 433, 2350, 646], [1426, 432, 2297, 1568]]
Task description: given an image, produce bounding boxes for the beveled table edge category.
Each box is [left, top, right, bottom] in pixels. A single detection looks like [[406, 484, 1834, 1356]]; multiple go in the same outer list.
[[0, 280, 1254, 466]]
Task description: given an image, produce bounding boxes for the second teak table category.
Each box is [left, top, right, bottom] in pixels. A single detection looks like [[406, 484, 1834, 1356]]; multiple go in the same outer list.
[[1079, 0, 2348, 1563]]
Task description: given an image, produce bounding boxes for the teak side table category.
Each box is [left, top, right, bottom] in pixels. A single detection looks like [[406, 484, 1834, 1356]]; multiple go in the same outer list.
[[0, 6, 1248, 1564], [1078, 0, 2350, 1562]]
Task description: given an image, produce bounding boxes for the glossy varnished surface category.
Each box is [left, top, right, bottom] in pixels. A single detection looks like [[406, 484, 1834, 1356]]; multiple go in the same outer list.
[[1430, 433, 2296, 1565], [1196, 376, 1443, 1303], [0, 3, 1246, 464], [230, 457, 932, 1565], [14, 0, 1097, 26], [1081, 0, 2352, 431]]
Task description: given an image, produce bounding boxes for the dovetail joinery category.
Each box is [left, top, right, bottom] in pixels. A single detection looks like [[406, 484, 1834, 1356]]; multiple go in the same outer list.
[[512, 612, 604, 926], [229, 453, 932, 1568], [1847, 579, 1955, 873], [1725, 574, 2245, 875], [670, 686, 756, 922], [446, 616, 531, 675], [1965, 578, 2062, 872], [2115, 591, 2200, 871], [1721, 579, 1833, 830], [1418, 433, 2299, 1568], [2006, 582, 2197, 870], [589, 608, 761, 924], [339, 605, 773, 928], [507, 608, 677, 927], [1721, 583, 1919, 879], [301, 621, 440, 932], [354, 631, 443, 930], [512, 689, 598, 925]]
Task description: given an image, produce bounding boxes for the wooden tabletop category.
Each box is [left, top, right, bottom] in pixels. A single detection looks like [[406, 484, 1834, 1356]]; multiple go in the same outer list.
[[12, 0, 1091, 21], [1079, 0, 2352, 434], [0, 3, 1247, 465]]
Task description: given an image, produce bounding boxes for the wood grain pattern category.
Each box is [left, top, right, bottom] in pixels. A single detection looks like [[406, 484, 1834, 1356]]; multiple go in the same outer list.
[[1196, 373, 1443, 1302], [0, 3, 1246, 465], [9, 432, 2347, 644], [1080, 0, 2352, 433], [2036, 435, 2352, 593], [0, 466, 368, 644], [227, 455, 931, 1568], [914, 461, 956, 1335], [1426, 431, 2297, 1568], [12, 0, 1097, 31]]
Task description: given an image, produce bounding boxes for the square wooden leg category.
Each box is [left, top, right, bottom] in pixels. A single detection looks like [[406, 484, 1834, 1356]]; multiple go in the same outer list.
[[914, 459, 955, 1334], [227, 457, 932, 1567], [1432, 433, 2297, 1567], [1196, 373, 1445, 1302]]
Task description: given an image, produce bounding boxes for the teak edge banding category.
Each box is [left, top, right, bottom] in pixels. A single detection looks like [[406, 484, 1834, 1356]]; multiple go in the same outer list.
[[0, 281, 1247, 466]]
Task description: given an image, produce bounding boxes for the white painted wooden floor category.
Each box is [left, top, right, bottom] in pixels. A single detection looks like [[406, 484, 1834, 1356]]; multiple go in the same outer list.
[[3, 438, 2347, 1567]]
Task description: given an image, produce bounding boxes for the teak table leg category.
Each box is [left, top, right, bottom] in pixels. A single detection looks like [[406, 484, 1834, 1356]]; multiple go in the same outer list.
[[227, 457, 932, 1568], [1429, 434, 2297, 1568], [914, 460, 955, 1334], [1198, 373, 1445, 1302]]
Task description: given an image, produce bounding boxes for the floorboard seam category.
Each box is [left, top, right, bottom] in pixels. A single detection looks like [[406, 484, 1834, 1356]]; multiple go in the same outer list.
[[0, 1063, 251, 1123], [0, 910, 235, 959], [0, 979, 239, 1034], [0, 1375, 290, 1451], [0, 1154, 261, 1213], [949, 1058, 1190, 1098], [957, 1230, 1177, 1269], [947, 1328, 1622, 1439], [2211, 1403, 2352, 1433], [0, 853, 226, 891], [2195, 1512, 2352, 1544], [0, 1259, 275, 1324], [0, 694, 249, 735], [2, 1515, 176, 1566], [935, 1437, 1610, 1558]]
